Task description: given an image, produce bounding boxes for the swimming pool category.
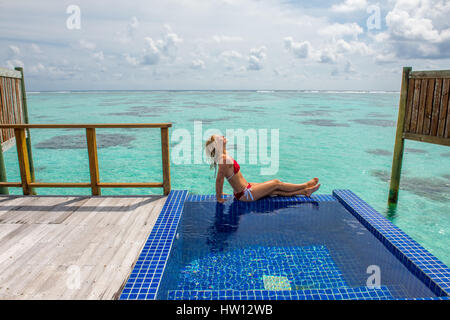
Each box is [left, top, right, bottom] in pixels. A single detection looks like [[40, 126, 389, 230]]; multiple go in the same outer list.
[[119, 190, 450, 300]]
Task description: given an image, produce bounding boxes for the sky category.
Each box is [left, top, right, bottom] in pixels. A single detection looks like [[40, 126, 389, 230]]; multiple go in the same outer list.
[[0, 0, 449, 91]]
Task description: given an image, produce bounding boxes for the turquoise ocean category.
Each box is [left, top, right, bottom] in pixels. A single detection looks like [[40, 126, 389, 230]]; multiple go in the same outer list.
[[2, 91, 449, 265]]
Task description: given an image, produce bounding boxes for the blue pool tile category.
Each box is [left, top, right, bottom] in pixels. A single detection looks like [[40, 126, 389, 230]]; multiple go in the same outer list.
[[333, 189, 450, 298], [119, 190, 189, 300], [119, 189, 449, 300]]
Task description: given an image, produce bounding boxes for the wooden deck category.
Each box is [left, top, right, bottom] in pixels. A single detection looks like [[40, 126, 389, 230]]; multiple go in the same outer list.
[[0, 195, 167, 300]]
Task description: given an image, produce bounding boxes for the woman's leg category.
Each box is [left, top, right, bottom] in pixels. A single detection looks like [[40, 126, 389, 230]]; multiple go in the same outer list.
[[240, 180, 319, 201], [271, 184, 320, 197], [266, 178, 318, 193]]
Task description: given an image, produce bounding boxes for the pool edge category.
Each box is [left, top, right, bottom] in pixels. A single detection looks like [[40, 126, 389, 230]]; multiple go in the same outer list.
[[333, 189, 450, 298], [119, 190, 189, 300]]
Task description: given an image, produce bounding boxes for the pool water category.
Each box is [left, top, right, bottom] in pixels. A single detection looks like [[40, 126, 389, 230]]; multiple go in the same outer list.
[[1, 91, 449, 265], [156, 199, 437, 299]]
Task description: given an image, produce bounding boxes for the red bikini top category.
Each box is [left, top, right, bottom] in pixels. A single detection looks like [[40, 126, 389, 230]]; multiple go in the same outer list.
[[233, 159, 240, 174], [227, 159, 240, 180]]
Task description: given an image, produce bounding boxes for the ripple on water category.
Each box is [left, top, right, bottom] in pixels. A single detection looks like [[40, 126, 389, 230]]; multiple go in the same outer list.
[[299, 119, 349, 127], [350, 119, 396, 127], [370, 169, 450, 202], [365, 149, 393, 157], [36, 134, 135, 149]]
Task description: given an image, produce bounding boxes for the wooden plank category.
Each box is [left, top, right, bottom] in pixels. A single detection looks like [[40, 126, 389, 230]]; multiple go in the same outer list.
[[0, 195, 167, 299], [422, 78, 435, 135], [416, 79, 428, 133], [1, 182, 164, 188], [98, 182, 163, 188], [0, 182, 21, 187], [410, 70, 450, 79], [161, 127, 171, 195], [14, 128, 32, 195], [403, 132, 450, 147], [86, 128, 101, 196], [0, 123, 172, 129], [404, 78, 415, 132], [15, 68, 35, 195], [430, 79, 443, 136], [437, 78, 449, 137], [29, 182, 91, 188], [0, 78, 7, 143], [446, 91, 450, 139], [409, 79, 422, 133], [0, 67, 22, 79], [388, 67, 411, 206]]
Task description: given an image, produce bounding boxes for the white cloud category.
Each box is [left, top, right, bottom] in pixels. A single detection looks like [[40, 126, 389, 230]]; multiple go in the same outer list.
[[247, 46, 266, 71], [386, 0, 450, 43], [379, 0, 450, 59], [220, 50, 242, 60], [318, 49, 337, 64], [334, 39, 373, 55], [115, 16, 140, 44], [318, 23, 364, 39], [127, 16, 139, 38], [6, 59, 24, 69], [79, 39, 96, 50], [29, 63, 45, 74], [284, 37, 311, 59], [190, 59, 205, 69], [331, 0, 368, 13], [124, 53, 139, 66], [92, 51, 104, 62], [142, 37, 161, 65], [31, 44, 42, 54], [211, 35, 243, 43], [9, 45, 21, 56]]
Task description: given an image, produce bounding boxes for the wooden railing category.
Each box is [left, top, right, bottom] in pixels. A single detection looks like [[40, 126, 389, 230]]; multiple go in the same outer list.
[[0, 123, 172, 195], [388, 67, 449, 206]]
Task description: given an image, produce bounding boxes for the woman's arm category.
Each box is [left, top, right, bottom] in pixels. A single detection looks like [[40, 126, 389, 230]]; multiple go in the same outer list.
[[215, 171, 226, 203]]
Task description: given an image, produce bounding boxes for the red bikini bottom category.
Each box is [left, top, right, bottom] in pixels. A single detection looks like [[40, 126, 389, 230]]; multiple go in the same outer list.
[[234, 183, 253, 200]]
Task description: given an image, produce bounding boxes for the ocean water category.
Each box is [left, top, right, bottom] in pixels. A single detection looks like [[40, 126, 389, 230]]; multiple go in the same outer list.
[[1, 90, 449, 265]]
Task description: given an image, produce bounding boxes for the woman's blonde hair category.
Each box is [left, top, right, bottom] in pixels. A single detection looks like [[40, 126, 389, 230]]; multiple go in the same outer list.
[[205, 135, 217, 170]]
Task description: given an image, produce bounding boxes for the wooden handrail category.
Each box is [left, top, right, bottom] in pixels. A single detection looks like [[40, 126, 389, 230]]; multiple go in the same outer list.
[[0, 123, 172, 195], [0, 123, 172, 128]]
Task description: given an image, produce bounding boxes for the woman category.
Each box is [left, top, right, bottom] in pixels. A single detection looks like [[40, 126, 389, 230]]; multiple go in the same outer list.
[[205, 134, 320, 203]]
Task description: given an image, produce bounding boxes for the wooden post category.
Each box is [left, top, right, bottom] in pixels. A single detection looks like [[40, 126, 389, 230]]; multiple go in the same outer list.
[[15, 67, 36, 195], [388, 67, 412, 206], [0, 143, 9, 194], [86, 128, 101, 196], [160, 127, 171, 195], [14, 128, 32, 195]]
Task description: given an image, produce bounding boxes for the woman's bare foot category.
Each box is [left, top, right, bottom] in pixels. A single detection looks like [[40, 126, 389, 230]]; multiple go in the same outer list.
[[306, 177, 319, 187], [304, 183, 320, 197]]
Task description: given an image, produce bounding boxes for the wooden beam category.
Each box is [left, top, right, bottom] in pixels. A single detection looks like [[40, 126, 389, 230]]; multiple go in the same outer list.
[[15, 67, 36, 195], [98, 182, 164, 188], [86, 128, 101, 196], [403, 132, 450, 147], [160, 127, 171, 195], [388, 67, 411, 206], [14, 128, 32, 195], [0, 67, 22, 79], [0, 123, 172, 129], [410, 70, 450, 79], [0, 142, 9, 194], [29, 182, 92, 188], [0, 182, 165, 188], [0, 182, 21, 187]]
